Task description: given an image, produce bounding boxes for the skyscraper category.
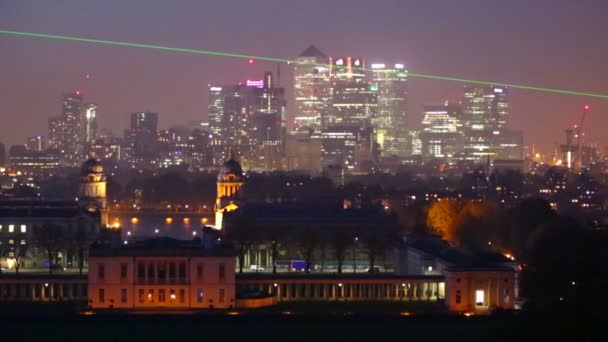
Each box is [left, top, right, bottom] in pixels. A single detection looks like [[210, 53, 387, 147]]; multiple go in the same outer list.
[[208, 72, 286, 171], [48, 91, 84, 167], [369, 63, 408, 157], [84, 103, 98, 155], [461, 86, 509, 163], [25, 136, 45, 152], [293, 45, 330, 132], [420, 104, 464, 163], [129, 112, 159, 169], [0, 141, 6, 167]]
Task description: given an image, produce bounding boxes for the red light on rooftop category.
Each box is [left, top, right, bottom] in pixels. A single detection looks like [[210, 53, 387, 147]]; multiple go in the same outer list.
[[584, 105, 590, 110], [75, 90, 81, 95], [248, 59, 254, 64]]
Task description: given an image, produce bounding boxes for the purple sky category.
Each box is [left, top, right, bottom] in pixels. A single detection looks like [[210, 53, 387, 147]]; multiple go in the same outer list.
[[1, 0, 607, 153]]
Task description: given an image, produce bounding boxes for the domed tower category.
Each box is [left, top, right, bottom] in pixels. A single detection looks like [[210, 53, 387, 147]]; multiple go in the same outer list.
[[214, 156, 245, 229], [79, 158, 108, 225]]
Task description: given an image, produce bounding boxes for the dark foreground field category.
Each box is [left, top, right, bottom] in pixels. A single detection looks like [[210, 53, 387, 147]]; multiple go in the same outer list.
[[0, 302, 603, 341]]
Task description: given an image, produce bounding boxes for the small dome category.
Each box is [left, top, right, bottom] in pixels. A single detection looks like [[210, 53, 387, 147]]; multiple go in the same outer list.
[[218, 158, 243, 181], [81, 158, 103, 176]]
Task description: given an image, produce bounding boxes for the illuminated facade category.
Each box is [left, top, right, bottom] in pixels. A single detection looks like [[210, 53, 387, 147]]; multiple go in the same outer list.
[[462, 86, 509, 163], [26, 136, 45, 152], [88, 235, 236, 310], [209, 73, 286, 171], [214, 157, 245, 230], [79, 158, 108, 226], [129, 112, 158, 169], [293, 45, 330, 132], [83, 103, 97, 155], [369, 63, 408, 157], [48, 91, 84, 167], [420, 104, 464, 163]]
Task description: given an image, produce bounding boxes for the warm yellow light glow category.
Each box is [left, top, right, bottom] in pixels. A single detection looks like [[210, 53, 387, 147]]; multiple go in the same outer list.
[[130, 217, 139, 224], [170, 294, 176, 300], [399, 311, 412, 316], [183, 217, 190, 224], [201, 218, 209, 224], [112, 222, 120, 229], [226, 311, 240, 316], [165, 217, 173, 224]]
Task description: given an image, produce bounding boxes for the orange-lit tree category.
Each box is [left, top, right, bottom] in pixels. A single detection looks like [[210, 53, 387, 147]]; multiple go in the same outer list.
[[426, 199, 462, 241]]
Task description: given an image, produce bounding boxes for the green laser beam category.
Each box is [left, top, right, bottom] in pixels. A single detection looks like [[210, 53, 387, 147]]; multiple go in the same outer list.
[[1, 29, 606, 100]]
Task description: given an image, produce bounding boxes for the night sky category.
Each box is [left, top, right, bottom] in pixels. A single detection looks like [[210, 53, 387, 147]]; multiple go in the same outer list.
[[1, 0, 606, 152]]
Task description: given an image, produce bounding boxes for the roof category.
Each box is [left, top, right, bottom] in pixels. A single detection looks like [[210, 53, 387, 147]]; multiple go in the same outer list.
[[0, 201, 100, 220], [81, 158, 103, 176], [404, 232, 515, 272], [226, 203, 396, 225], [89, 236, 236, 257], [237, 273, 444, 281], [218, 158, 243, 180], [298, 45, 327, 59]]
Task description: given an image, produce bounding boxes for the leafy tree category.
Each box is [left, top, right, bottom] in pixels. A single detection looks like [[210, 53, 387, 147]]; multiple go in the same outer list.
[[426, 199, 462, 241], [521, 216, 607, 316]]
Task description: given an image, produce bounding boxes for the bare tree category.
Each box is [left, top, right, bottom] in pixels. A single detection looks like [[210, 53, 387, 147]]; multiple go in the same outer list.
[[224, 217, 257, 274], [12, 244, 29, 275], [73, 220, 91, 276], [34, 222, 64, 275], [330, 231, 353, 274], [297, 227, 319, 273]]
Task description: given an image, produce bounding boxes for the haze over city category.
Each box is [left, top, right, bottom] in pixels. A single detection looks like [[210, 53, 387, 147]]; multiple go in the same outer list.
[[0, 1, 606, 339], [1, 0, 607, 151]]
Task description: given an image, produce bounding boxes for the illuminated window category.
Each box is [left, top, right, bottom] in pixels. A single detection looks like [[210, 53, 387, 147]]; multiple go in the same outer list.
[[0, 225, 3, 232], [20, 225, 26, 233], [147, 289, 154, 302], [8, 225, 14, 233], [197, 288, 204, 303], [170, 289, 176, 302], [8, 239, 14, 245], [121, 289, 127, 303], [20, 239, 26, 245], [99, 288, 105, 303], [219, 288, 225, 303], [475, 290, 485, 306]]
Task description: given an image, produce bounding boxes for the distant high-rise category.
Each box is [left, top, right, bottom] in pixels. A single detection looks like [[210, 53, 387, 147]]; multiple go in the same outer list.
[[0, 141, 6, 167], [129, 112, 159, 169], [462, 86, 509, 162], [26, 136, 45, 152], [48, 91, 84, 167], [209, 72, 286, 171], [420, 104, 464, 163], [369, 63, 408, 157], [84, 103, 98, 155], [293, 45, 330, 132]]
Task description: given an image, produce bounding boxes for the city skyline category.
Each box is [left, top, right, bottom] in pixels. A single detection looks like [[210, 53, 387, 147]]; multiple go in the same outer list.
[[1, 0, 607, 152]]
